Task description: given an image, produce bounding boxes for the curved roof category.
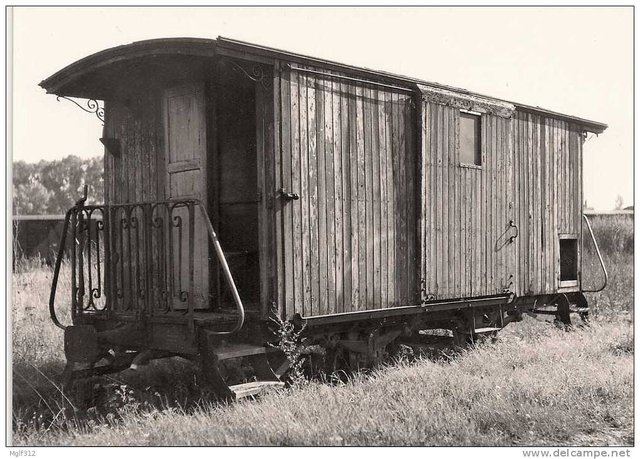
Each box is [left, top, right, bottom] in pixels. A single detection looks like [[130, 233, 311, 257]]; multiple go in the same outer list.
[[40, 38, 217, 98], [40, 36, 607, 133]]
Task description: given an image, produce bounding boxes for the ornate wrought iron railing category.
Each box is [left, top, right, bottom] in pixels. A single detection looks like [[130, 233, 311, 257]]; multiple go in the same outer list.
[[49, 197, 245, 334]]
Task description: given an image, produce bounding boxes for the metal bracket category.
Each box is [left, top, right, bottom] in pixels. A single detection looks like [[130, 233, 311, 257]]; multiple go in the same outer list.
[[508, 220, 519, 243], [279, 187, 300, 201], [56, 96, 104, 123]]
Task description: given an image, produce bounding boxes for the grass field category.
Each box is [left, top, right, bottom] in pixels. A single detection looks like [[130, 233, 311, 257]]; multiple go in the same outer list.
[[10, 217, 633, 446]]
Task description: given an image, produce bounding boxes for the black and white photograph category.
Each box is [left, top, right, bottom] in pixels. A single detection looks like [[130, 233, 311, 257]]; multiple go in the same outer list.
[[7, 5, 634, 451]]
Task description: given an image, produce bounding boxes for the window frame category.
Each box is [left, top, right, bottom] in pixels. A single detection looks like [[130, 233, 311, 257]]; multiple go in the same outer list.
[[458, 109, 483, 168]]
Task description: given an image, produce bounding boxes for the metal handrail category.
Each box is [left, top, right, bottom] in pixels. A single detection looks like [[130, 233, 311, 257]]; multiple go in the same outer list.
[[582, 214, 608, 293], [193, 199, 245, 335], [48, 207, 75, 330]]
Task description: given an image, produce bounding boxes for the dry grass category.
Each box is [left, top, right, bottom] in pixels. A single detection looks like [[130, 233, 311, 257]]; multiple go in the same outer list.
[[10, 217, 633, 446]]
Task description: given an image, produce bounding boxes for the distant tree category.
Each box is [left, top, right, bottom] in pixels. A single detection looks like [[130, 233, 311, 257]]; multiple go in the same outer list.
[[12, 181, 53, 215], [12, 155, 103, 214], [614, 195, 624, 211]]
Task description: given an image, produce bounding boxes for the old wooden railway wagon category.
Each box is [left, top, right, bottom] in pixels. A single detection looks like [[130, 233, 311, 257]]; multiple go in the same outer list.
[[41, 37, 608, 399]]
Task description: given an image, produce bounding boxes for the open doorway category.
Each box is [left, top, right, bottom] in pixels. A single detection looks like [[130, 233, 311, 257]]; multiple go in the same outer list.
[[211, 58, 261, 309]]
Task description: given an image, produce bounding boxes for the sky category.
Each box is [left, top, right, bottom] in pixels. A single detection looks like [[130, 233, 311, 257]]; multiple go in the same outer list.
[[10, 6, 633, 211]]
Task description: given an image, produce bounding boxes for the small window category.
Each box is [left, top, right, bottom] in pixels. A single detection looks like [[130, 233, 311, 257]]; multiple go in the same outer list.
[[460, 111, 481, 166], [560, 238, 578, 282]]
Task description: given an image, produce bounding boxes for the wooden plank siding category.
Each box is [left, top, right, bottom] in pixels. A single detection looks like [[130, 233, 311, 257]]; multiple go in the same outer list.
[[104, 99, 164, 206], [511, 112, 583, 296], [418, 95, 582, 300], [278, 65, 419, 318], [101, 61, 585, 321], [421, 100, 516, 300]]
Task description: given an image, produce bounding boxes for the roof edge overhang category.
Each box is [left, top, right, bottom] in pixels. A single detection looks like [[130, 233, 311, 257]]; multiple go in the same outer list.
[[39, 37, 217, 97], [40, 36, 608, 134], [218, 36, 608, 134]]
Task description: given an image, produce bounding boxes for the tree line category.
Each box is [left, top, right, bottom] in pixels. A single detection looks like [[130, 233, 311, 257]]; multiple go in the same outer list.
[[13, 155, 104, 215]]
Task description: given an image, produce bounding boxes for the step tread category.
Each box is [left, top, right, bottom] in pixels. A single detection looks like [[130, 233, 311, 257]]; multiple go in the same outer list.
[[229, 380, 284, 399], [460, 326, 502, 334], [474, 326, 502, 333], [214, 343, 269, 360]]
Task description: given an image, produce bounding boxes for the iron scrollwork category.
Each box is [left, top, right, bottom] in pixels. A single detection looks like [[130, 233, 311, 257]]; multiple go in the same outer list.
[[221, 58, 271, 89], [56, 96, 105, 123]]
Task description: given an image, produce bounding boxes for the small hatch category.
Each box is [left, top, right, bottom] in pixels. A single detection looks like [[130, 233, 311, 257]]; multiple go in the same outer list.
[[560, 236, 578, 286]]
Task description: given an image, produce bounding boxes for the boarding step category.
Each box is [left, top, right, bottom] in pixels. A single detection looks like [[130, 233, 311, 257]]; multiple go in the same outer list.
[[532, 306, 589, 315], [459, 327, 502, 335], [229, 380, 285, 399], [213, 343, 270, 361]]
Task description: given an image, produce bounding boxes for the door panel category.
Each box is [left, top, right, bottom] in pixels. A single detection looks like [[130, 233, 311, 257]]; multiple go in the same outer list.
[[163, 83, 209, 309]]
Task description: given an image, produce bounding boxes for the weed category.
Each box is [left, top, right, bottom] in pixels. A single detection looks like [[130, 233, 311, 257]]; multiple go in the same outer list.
[[269, 315, 307, 386]]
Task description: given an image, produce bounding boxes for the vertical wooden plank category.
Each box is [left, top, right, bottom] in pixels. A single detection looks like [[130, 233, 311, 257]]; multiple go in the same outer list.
[[522, 114, 530, 293], [433, 104, 442, 296], [505, 117, 514, 293], [371, 88, 382, 308], [289, 70, 303, 314], [398, 93, 409, 302], [259, 77, 276, 319], [531, 114, 538, 294], [542, 117, 549, 293], [340, 82, 352, 311], [324, 76, 336, 315], [273, 66, 284, 316], [363, 86, 374, 307], [398, 92, 409, 303], [451, 107, 459, 297], [456, 108, 466, 297], [552, 118, 559, 290], [495, 116, 502, 293], [422, 101, 431, 297], [332, 78, 344, 312], [407, 96, 417, 303], [316, 74, 328, 315], [280, 68, 294, 316], [385, 90, 396, 305], [378, 89, 389, 307], [298, 72, 311, 316], [349, 82, 360, 310], [492, 115, 499, 294], [307, 74, 319, 316], [427, 103, 439, 295], [356, 85, 367, 309], [383, 91, 398, 307], [441, 105, 449, 296], [477, 115, 485, 296], [516, 114, 523, 293]]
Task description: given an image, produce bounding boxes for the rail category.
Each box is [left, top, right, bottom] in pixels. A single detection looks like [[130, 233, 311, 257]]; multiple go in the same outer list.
[[48, 207, 74, 329], [581, 214, 608, 293], [195, 199, 244, 335], [48, 197, 245, 334]]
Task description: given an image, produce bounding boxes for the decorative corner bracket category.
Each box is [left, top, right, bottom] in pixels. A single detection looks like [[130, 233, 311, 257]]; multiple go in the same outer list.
[[220, 58, 271, 89], [56, 96, 104, 123]]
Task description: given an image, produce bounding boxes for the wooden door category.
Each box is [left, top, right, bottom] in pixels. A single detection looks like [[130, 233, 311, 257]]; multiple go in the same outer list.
[[163, 82, 209, 310]]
